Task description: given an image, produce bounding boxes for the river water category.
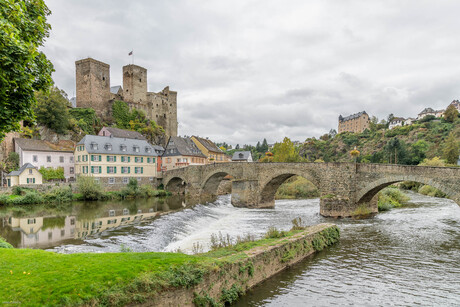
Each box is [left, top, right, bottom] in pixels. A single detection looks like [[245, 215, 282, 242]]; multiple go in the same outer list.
[[1, 192, 459, 306]]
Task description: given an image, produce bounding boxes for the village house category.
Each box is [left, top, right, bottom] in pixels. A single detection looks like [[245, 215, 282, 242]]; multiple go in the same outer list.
[[162, 136, 207, 171], [14, 138, 75, 181], [404, 117, 416, 126], [6, 163, 43, 187], [231, 151, 253, 162], [448, 100, 460, 112], [191, 136, 227, 163], [338, 111, 370, 134], [97, 127, 164, 172], [417, 107, 444, 120], [74, 135, 159, 185], [388, 117, 405, 129]]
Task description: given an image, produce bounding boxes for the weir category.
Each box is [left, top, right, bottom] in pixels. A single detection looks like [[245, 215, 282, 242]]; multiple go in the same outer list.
[[163, 162, 460, 217]]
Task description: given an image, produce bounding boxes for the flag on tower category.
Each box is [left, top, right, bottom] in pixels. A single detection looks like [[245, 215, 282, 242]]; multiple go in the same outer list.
[[128, 51, 133, 56]]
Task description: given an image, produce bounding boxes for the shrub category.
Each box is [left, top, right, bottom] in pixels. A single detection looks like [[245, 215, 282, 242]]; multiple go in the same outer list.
[[265, 226, 287, 239], [8, 191, 44, 205], [418, 185, 446, 198], [377, 187, 409, 211], [43, 186, 73, 203], [77, 176, 102, 200], [0, 194, 9, 205], [0, 236, 13, 249]]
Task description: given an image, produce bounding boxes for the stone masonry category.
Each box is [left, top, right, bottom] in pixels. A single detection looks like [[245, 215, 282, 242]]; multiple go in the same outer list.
[[162, 162, 460, 218], [75, 58, 178, 139]]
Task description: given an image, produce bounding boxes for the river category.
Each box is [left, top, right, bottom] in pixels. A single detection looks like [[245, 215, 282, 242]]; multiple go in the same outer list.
[[1, 192, 459, 306]]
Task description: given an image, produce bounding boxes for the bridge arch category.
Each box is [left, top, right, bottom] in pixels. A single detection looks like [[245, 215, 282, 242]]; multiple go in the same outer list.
[[356, 174, 458, 206], [164, 176, 188, 194], [259, 169, 320, 207], [201, 171, 235, 196]]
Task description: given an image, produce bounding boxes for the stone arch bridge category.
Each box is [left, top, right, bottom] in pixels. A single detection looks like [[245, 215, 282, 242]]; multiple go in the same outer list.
[[162, 162, 460, 217]]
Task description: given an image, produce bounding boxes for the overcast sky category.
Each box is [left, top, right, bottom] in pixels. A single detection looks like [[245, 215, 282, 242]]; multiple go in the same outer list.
[[42, 0, 460, 146]]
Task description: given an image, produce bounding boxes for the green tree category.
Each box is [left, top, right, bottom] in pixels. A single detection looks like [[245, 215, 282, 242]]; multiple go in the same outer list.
[[272, 137, 300, 162], [442, 132, 459, 164], [444, 105, 459, 123], [34, 87, 71, 133], [261, 138, 269, 152], [0, 0, 54, 141], [5, 152, 19, 173]]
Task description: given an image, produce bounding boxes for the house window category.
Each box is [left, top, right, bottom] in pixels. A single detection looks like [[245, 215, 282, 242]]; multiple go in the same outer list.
[[149, 177, 154, 181], [47, 156, 51, 162], [29, 169, 33, 174], [91, 155, 101, 162], [108, 177, 115, 184], [123, 209, 129, 215], [123, 177, 129, 184], [33, 155, 38, 162], [109, 210, 115, 217], [121, 167, 130, 174], [91, 166, 101, 174], [137, 177, 141, 182], [70, 167, 74, 174], [70, 156, 74, 163], [145, 147, 152, 153], [105, 143, 112, 151], [70, 218, 75, 225], [120, 145, 127, 152], [133, 146, 140, 153], [107, 166, 116, 174], [48, 232, 52, 240], [135, 167, 143, 174], [27, 218, 36, 224], [90, 142, 98, 150], [107, 156, 115, 162], [60, 156, 64, 163], [61, 230, 65, 237]]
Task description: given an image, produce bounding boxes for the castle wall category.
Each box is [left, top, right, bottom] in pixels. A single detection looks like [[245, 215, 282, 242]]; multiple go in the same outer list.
[[75, 58, 111, 118], [123, 65, 147, 104]]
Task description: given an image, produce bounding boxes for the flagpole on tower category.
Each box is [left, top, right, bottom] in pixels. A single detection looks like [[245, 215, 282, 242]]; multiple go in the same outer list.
[[129, 49, 134, 65]]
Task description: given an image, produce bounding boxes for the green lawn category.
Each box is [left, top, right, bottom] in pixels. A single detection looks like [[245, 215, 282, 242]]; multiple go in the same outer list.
[[0, 249, 211, 306]]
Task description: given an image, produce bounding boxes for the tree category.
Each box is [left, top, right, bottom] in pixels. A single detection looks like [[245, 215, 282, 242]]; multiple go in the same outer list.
[[0, 0, 54, 141], [444, 105, 459, 123], [443, 132, 459, 164], [235, 144, 240, 149], [272, 137, 300, 162], [34, 87, 71, 134], [261, 138, 269, 152], [5, 152, 19, 173], [328, 129, 337, 138]]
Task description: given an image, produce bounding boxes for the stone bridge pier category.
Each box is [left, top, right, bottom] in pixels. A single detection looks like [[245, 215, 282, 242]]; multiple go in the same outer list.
[[162, 162, 460, 218]]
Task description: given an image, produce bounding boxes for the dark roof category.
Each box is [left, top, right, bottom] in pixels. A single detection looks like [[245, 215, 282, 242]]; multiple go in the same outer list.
[[338, 111, 368, 122], [232, 151, 252, 161], [419, 107, 435, 114], [390, 117, 405, 122], [77, 135, 159, 156], [8, 163, 37, 176], [102, 127, 146, 140], [192, 136, 223, 153], [14, 138, 74, 152], [163, 136, 206, 157]]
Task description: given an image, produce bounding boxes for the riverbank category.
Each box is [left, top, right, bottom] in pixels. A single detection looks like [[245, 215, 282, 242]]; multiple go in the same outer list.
[[0, 223, 339, 306], [0, 177, 170, 207]]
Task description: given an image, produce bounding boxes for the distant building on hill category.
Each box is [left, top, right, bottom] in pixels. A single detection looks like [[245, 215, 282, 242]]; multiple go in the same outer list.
[[389, 117, 405, 129], [448, 100, 460, 112], [191, 136, 226, 163], [338, 111, 370, 134], [417, 107, 444, 120], [404, 117, 416, 126]]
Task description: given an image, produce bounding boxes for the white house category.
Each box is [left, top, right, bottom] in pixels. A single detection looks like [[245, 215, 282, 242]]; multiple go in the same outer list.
[[14, 138, 75, 181], [417, 107, 444, 120], [231, 151, 253, 162], [6, 163, 43, 187], [404, 117, 416, 126], [389, 117, 405, 129]]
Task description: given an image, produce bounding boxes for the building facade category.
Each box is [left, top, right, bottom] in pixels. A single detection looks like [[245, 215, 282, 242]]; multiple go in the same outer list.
[[162, 136, 207, 171], [75, 58, 178, 139], [191, 136, 227, 163], [417, 107, 444, 120], [75, 135, 159, 185], [389, 117, 405, 129], [6, 163, 43, 187], [338, 111, 370, 134], [14, 138, 75, 181], [231, 151, 253, 162]]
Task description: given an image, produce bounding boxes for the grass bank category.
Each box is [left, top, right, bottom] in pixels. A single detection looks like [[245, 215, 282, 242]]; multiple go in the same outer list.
[[275, 176, 319, 199], [0, 177, 170, 207], [0, 224, 340, 306]]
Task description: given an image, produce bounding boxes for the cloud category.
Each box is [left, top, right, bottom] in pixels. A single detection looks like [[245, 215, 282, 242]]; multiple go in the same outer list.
[[42, 0, 460, 145]]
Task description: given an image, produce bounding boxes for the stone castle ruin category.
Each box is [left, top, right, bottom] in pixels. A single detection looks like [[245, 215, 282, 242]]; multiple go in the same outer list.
[[75, 58, 178, 138]]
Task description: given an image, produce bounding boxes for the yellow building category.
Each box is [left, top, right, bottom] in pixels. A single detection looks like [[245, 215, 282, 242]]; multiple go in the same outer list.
[[75, 135, 159, 185], [338, 111, 370, 134], [162, 136, 207, 171], [191, 136, 226, 163], [6, 163, 43, 187]]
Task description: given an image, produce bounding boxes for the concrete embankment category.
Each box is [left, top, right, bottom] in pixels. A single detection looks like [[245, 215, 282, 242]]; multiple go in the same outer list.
[[148, 223, 340, 306]]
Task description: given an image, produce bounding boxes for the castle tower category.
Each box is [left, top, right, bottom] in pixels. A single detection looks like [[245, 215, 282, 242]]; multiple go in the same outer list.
[[123, 64, 147, 104], [75, 58, 111, 117]]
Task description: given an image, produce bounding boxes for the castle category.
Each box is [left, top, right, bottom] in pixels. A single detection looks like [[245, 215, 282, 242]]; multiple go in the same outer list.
[[75, 58, 178, 138]]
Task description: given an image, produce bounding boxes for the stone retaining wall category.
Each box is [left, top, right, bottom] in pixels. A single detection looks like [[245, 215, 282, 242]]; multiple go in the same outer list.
[[148, 223, 339, 306]]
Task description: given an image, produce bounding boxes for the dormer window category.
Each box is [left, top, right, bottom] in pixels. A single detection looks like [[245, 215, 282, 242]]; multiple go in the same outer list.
[[105, 143, 112, 151], [90, 142, 98, 150], [133, 146, 140, 153], [145, 147, 152, 153], [239, 153, 244, 158], [120, 144, 127, 152]]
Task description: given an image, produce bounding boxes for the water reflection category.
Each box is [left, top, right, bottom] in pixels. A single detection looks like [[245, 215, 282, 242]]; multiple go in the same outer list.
[[0, 195, 191, 249]]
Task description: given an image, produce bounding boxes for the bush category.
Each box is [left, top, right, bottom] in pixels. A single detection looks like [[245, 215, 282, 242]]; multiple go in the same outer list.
[[43, 186, 73, 203], [0, 194, 9, 205], [77, 176, 102, 200], [377, 187, 409, 211], [0, 236, 13, 249], [264, 226, 287, 239], [418, 185, 446, 198], [9, 191, 44, 205]]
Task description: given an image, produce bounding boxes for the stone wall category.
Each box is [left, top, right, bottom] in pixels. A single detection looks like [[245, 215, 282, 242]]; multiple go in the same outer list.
[[148, 223, 339, 306]]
